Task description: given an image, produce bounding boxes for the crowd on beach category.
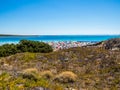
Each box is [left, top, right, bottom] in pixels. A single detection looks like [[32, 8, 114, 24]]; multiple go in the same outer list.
[[47, 41, 96, 51]]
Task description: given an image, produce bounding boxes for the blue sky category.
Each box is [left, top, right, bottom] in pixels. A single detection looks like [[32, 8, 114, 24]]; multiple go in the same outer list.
[[0, 0, 120, 35]]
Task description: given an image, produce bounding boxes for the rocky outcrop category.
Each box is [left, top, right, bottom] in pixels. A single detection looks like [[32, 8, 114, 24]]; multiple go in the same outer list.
[[103, 38, 120, 50], [87, 38, 120, 50]]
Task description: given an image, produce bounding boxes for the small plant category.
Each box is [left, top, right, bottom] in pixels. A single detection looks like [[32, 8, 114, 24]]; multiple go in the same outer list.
[[54, 71, 77, 83], [23, 68, 38, 74], [50, 83, 64, 90], [22, 68, 39, 80], [40, 70, 53, 79], [22, 52, 36, 62]]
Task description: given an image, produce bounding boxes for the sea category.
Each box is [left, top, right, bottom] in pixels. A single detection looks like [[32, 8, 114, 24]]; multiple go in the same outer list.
[[0, 35, 120, 45]]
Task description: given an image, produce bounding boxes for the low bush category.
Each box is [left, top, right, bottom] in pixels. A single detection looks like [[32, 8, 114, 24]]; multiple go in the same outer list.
[[40, 70, 53, 79], [0, 40, 53, 57], [54, 71, 77, 83], [22, 52, 36, 62], [22, 68, 38, 74], [18, 40, 53, 53], [0, 44, 18, 57], [22, 68, 39, 80], [0, 72, 59, 90]]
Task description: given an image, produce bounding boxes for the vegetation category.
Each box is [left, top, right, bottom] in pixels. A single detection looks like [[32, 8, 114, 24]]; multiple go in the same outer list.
[[0, 72, 64, 90], [0, 38, 120, 89], [0, 40, 53, 57], [40, 70, 54, 79], [0, 46, 119, 89], [54, 71, 77, 83]]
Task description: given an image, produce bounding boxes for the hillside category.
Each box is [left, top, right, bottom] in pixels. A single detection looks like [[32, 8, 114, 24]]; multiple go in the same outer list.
[[103, 38, 120, 50], [87, 38, 120, 50], [0, 46, 120, 90]]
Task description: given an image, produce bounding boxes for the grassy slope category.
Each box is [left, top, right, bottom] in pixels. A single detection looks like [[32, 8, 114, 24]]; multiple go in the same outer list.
[[0, 47, 120, 89]]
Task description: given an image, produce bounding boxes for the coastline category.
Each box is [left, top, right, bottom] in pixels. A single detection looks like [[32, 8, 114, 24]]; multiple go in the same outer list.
[[0, 35, 119, 50], [47, 41, 96, 51], [0, 41, 96, 51]]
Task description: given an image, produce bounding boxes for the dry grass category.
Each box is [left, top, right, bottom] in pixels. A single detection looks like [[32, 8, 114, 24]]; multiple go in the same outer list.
[[54, 71, 77, 83], [22, 68, 39, 81], [22, 68, 38, 74], [0, 46, 120, 89], [40, 70, 54, 79]]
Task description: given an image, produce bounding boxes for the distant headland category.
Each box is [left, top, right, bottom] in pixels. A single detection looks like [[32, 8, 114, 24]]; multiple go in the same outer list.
[[0, 34, 39, 36], [0, 34, 120, 36]]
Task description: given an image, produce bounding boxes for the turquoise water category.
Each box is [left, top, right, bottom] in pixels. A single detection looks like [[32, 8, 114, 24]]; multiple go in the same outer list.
[[0, 35, 120, 45]]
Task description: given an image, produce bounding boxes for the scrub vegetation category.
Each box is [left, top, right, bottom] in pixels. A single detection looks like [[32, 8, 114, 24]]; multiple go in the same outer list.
[[0, 40, 53, 57], [0, 38, 120, 90]]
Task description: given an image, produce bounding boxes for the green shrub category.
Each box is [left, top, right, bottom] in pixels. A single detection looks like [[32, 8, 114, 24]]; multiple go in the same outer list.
[[0, 40, 53, 57], [0, 44, 18, 57], [18, 40, 53, 53], [0, 72, 11, 89], [22, 52, 36, 62]]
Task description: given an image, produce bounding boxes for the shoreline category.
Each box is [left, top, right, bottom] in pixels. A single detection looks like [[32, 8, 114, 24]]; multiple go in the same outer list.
[[47, 41, 96, 51], [0, 41, 97, 51]]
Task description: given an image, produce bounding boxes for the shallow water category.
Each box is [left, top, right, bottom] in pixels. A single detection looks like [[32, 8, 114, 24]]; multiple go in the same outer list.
[[0, 35, 120, 45]]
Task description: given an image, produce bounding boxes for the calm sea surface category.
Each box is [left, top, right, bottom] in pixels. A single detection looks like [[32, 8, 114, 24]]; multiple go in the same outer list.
[[0, 35, 120, 45]]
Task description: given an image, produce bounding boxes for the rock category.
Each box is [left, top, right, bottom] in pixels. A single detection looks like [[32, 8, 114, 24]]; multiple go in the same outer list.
[[32, 87, 49, 90], [103, 38, 120, 50], [87, 38, 120, 50]]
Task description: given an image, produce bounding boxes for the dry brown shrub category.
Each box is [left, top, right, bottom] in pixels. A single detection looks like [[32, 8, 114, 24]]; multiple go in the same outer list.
[[23, 68, 38, 74], [40, 70, 53, 79], [22, 68, 39, 80], [54, 71, 77, 83]]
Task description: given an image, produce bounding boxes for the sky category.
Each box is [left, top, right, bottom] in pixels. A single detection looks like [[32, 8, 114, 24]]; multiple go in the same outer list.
[[0, 0, 120, 35]]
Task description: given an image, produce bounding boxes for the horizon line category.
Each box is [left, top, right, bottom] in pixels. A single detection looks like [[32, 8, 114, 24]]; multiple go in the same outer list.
[[0, 34, 120, 36]]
